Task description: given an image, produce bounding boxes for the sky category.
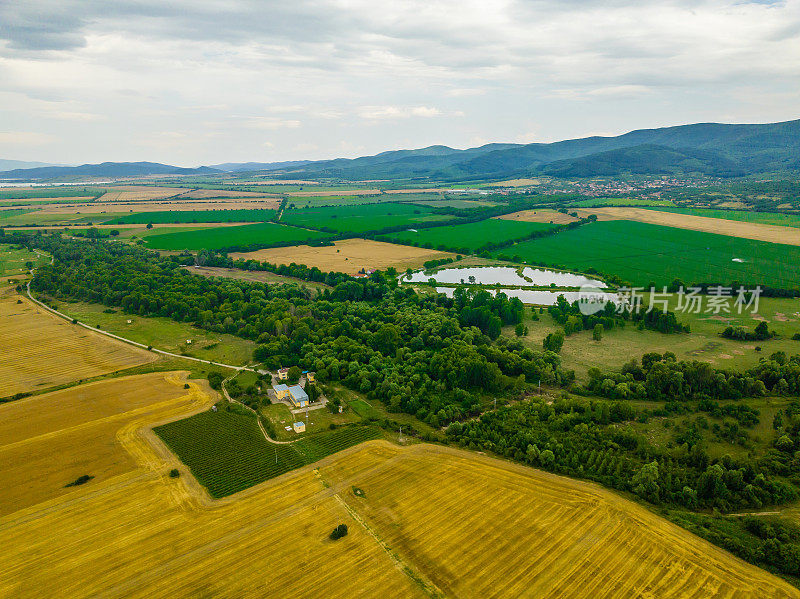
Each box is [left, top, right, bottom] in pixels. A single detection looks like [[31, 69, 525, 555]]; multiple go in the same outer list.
[[1, 0, 799, 166]]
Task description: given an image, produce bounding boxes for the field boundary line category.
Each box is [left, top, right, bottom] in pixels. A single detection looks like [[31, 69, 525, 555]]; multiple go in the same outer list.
[[330, 490, 443, 598]]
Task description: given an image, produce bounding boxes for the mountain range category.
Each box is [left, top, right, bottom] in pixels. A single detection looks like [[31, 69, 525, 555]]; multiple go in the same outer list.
[[2, 119, 798, 182]]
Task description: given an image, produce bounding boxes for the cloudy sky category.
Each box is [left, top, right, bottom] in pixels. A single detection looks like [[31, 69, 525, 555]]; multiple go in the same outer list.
[[1, 0, 799, 166]]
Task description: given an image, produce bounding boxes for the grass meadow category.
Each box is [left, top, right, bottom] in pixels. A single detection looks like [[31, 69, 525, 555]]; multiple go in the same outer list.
[[496, 220, 800, 289], [109, 209, 276, 224], [143, 221, 328, 250], [380, 218, 555, 253], [281, 202, 449, 234]]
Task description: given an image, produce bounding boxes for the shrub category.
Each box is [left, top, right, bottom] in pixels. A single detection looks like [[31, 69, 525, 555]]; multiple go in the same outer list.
[[169, 469, 180, 478], [329, 524, 348, 540], [65, 474, 94, 487]]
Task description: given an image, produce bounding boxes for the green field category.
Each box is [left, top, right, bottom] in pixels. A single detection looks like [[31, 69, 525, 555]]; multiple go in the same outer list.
[[154, 410, 381, 497], [0, 244, 48, 276], [569, 198, 677, 208], [281, 202, 449, 234], [0, 188, 104, 200], [496, 220, 800, 288], [379, 218, 555, 253], [108, 209, 276, 224], [644, 207, 800, 228], [143, 221, 328, 250], [55, 300, 256, 365]]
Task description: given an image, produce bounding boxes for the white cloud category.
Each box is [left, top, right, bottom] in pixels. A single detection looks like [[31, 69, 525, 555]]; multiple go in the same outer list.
[[0, 0, 797, 164], [0, 131, 56, 145]]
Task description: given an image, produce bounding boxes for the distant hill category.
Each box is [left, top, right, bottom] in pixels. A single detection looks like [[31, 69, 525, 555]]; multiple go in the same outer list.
[[207, 160, 314, 172], [0, 159, 66, 171], [0, 161, 220, 181], [276, 119, 800, 180]]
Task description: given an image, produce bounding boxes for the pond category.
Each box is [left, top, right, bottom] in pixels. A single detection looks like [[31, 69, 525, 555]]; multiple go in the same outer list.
[[402, 266, 605, 288], [434, 287, 619, 306]]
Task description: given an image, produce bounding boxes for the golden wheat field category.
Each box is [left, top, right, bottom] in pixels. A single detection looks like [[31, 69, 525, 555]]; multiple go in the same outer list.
[[231, 238, 454, 275], [40, 198, 282, 214], [1, 430, 796, 598], [0, 372, 206, 516], [575, 207, 800, 245], [96, 186, 188, 202], [0, 293, 154, 397], [178, 188, 280, 199]]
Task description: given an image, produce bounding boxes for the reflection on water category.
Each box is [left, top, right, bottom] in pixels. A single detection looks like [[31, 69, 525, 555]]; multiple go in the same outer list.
[[434, 287, 618, 305], [402, 266, 605, 288]]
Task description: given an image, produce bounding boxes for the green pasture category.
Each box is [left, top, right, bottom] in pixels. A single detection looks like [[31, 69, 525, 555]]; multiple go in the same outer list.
[[108, 209, 276, 224], [379, 218, 555, 253], [496, 220, 800, 289], [281, 202, 449, 234], [143, 221, 328, 250]]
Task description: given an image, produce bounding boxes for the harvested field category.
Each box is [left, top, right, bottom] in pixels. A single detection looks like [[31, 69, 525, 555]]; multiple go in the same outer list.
[[0, 441, 795, 598], [497, 208, 579, 224], [97, 186, 187, 202], [0, 292, 154, 397], [287, 188, 381, 197], [576, 207, 800, 245], [491, 178, 543, 186], [0, 372, 208, 516], [231, 238, 454, 275], [178, 189, 280, 199]]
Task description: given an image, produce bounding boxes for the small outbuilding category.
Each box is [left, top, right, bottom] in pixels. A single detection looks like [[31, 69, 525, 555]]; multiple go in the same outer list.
[[292, 421, 306, 433], [277, 367, 290, 380]]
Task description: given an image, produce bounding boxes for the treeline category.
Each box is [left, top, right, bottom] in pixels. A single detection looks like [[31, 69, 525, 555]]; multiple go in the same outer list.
[[574, 350, 800, 401]]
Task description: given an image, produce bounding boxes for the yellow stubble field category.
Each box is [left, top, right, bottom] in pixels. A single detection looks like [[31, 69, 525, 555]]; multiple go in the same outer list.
[[231, 238, 454, 275], [0, 293, 154, 397], [0, 434, 796, 598], [0, 372, 209, 516]]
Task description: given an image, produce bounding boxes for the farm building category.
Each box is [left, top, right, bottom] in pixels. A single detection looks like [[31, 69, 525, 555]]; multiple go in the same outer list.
[[292, 421, 306, 433], [288, 385, 308, 408], [277, 367, 290, 380], [273, 383, 289, 399], [304, 371, 315, 383]]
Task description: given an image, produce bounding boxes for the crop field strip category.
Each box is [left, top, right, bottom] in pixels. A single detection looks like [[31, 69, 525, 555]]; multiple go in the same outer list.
[[108, 208, 276, 224], [319, 444, 800, 598], [154, 409, 381, 497], [643, 206, 800, 228], [143, 220, 328, 250], [0, 293, 154, 397], [379, 218, 555, 252], [0, 372, 207, 516], [578, 206, 800, 245], [281, 201, 451, 234], [497, 219, 800, 289], [231, 238, 454, 275]]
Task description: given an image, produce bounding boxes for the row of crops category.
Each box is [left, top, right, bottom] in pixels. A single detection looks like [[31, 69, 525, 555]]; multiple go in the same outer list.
[[154, 410, 381, 498]]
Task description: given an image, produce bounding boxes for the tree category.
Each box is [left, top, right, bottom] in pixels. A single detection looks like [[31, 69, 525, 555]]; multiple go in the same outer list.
[[631, 461, 660, 503], [329, 524, 348, 540], [110, 229, 120, 237], [543, 331, 564, 353], [593, 324, 603, 341], [515, 323, 527, 337], [146, 223, 153, 230], [288, 365, 302, 383]]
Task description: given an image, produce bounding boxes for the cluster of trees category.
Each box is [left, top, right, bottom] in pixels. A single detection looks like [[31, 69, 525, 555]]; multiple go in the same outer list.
[[546, 294, 688, 339], [446, 396, 797, 514], [575, 351, 800, 401], [15, 233, 568, 429], [722, 321, 775, 341]]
